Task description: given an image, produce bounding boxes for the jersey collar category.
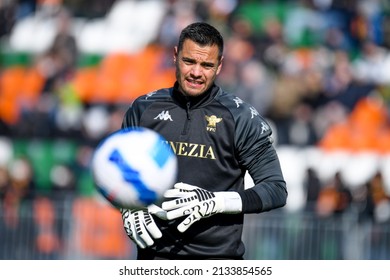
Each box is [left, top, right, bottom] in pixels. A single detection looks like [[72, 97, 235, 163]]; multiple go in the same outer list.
[[171, 81, 220, 108]]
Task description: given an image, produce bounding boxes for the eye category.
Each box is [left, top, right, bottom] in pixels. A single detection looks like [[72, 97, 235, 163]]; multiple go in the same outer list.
[[182, 58, 195, 65], [202, 63, 214, 70]]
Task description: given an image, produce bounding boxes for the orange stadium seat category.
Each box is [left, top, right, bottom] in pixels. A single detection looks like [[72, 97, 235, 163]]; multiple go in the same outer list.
[[33, 197, 60, 255], [349, 126, 378, 152], [71, 197, 131, 258], [348, 96, 387, 131], [94, 52, 133, 102], [0, 67, 24, 124], [122, 45, 175, 100], [0, 66, 45, 124], [319, 96, 389, 153], [20, 67, 45, 103], [71, 67, 98, 102], [70, 46, 175, 104], [0, 97, 19, 125], [348, 97, 388, 152], [0, 66, 26, 98], [318, 122, 351, 151], [376, 128, 390, 154]]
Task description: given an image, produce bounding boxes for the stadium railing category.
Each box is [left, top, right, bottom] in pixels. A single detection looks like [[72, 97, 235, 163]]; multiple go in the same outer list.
[[1, 196, 389, 260]]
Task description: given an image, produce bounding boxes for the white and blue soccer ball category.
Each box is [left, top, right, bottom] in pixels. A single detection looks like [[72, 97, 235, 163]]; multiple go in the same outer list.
[[91, 127, 178, 209]]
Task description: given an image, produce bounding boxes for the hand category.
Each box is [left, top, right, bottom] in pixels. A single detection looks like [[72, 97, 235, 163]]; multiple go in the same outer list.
[[162, 182, 242, 232], [120, 204, 167, 249]]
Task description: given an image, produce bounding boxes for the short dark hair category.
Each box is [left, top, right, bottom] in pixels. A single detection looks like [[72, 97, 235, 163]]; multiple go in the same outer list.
[[177, 22, 224, 60]]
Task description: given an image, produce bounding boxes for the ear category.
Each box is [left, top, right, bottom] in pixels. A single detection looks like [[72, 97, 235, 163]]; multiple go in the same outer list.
[[173, 46, 178, 63], [216, 56, 224, 75]]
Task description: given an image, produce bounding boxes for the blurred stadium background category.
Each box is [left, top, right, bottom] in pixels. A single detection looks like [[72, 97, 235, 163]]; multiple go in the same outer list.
[[1, 0, 390, 260]]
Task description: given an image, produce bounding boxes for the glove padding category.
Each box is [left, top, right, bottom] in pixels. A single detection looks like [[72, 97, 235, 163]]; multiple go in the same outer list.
[[162, 182, 242, 232], [120, 204, 167, 249]]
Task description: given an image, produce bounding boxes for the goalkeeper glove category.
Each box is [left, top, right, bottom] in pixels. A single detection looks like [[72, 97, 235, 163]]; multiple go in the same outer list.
[[162, 182, 242, 232], [120, 204, 167, 249]]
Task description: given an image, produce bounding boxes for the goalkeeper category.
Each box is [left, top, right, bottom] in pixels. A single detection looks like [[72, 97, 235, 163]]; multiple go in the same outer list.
[[120, 22, 287, 260]]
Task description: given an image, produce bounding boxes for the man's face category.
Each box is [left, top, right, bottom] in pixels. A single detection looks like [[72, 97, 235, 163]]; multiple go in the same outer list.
[[174, 39, 223, 97]]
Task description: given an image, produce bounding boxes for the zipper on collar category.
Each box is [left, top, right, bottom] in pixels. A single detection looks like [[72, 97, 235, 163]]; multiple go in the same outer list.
[[186, 101, 191, 120], [181, 101, 191, 135]]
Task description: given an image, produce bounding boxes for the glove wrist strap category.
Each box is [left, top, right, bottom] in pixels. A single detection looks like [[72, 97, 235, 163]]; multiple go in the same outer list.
[[219, 191, 242, 213]]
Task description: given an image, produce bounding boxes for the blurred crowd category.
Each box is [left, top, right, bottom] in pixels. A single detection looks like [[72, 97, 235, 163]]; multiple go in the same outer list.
[[1, 0, 390, 226]]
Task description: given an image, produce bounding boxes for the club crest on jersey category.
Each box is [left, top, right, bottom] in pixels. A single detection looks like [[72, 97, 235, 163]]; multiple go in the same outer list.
[[205, 115, 222, 132]]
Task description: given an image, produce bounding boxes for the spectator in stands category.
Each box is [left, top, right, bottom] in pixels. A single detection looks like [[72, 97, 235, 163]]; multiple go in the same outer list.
[[316, 171, 353, 218], [0, 165, 10, 200], [365, 171, 390, 223], [0, 0, 17, 38], [304, 167, 322, 211], [36, 7, 78, 93], [3, 157, 35, 228], [157, 0, 200, 50], [352, 39, 390, 85]]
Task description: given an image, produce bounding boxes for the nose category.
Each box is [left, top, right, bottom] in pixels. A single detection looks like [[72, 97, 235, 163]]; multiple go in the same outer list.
[[190, 64, 202, 77]]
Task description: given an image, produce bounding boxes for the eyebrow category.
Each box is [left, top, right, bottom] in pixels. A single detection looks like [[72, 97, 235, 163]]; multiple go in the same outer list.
[[181, 56, 216, 68]]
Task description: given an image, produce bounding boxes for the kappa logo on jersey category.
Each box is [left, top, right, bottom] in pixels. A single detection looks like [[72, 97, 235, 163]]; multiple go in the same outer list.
[[145, 90, 158, 99], [250, 107, 259, 119], [205, 115, 222, 132], [260, 121, 270, 134], [154, 110, 173, 121], [233, 97, 243, 108]]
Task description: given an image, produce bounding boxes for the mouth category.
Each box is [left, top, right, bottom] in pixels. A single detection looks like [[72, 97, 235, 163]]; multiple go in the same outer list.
[[186, 78, 203, 88]]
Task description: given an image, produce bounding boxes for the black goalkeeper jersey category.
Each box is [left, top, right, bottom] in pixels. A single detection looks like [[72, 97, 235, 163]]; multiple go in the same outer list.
[[121, 82, 287, 259]]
